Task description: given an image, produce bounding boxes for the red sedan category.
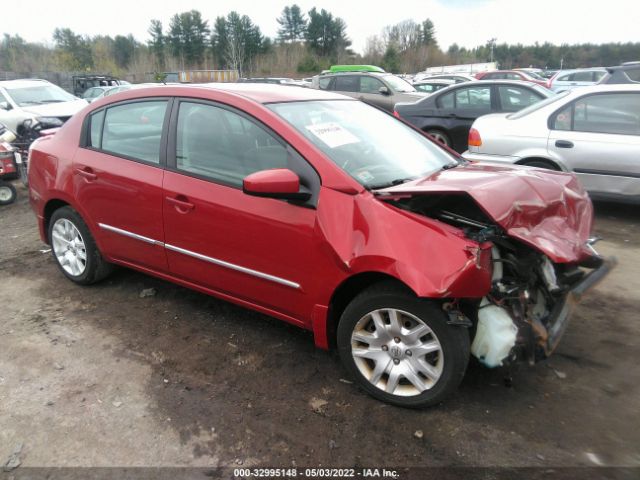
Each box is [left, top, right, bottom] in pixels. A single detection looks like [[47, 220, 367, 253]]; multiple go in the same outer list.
[[476, 69, 550, 87], [28, 84, 612, 407]]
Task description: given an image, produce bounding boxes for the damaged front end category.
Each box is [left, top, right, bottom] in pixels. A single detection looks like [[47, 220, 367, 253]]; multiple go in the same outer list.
[[383, 192, 615, 368]]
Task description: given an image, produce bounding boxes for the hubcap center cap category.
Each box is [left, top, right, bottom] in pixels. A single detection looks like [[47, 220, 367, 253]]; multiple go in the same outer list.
[[389, 345, 404, 359]]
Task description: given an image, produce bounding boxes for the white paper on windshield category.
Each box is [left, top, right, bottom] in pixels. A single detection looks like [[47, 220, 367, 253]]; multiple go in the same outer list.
[[305, 122, 359, 148]]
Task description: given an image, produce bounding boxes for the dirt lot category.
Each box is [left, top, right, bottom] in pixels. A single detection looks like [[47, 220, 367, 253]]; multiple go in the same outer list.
[[1, 181, 639, 472]]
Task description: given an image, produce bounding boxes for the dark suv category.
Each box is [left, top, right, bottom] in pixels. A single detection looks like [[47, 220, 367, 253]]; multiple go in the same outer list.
[[599, 62, 640, 84], [312, 72, 426, 112]]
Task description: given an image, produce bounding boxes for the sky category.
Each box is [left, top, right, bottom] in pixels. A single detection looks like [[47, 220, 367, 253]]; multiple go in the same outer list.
[[5, 0, 640, 55]]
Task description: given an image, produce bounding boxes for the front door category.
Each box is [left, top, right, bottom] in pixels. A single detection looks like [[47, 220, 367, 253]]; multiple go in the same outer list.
[[547, 91, 640, 197], [73, 99, 170, 272], [162, 99, 320, 321]]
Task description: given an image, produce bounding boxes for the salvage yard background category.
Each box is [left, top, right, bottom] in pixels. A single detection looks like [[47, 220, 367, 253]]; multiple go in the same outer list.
[[1, 182, 639, 468]]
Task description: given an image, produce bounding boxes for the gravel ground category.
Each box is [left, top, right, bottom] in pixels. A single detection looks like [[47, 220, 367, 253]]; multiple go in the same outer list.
[[1, 181, 639, 473]]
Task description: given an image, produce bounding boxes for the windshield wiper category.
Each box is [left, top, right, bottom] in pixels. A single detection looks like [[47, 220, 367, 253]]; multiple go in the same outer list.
[[441, 161, 459, 170], [368, 177, 416, 190]]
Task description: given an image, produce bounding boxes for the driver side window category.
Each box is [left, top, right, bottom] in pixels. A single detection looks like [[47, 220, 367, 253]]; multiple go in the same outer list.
[[360, 76, 384, 94], [175, 101, 288, 187]]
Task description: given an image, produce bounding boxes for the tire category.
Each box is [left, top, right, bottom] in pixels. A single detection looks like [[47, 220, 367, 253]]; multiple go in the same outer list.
[[48, 206, 113, 285], [337, 282, 470, 408], [520, 159, 560, 170], [425, 129, 451, 148], [0, 181, 17, 205]]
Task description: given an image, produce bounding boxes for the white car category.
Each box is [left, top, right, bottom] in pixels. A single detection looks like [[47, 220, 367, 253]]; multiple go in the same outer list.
[[0, 79, 88, 133], [548, 68, 607, 92], [463, 84, 640, 202]]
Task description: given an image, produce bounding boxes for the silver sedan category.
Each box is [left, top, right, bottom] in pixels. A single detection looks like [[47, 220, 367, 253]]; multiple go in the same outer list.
[[463, 84, 640, 202]]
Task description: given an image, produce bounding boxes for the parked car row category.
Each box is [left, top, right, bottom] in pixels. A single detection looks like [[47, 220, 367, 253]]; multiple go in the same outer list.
[[395, 80, 553, 152]]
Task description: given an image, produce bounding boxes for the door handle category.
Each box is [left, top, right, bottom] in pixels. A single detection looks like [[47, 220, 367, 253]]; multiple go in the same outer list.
[[166, 195, 195, 213], [75, 167, 97, 181], [555, 140, 574, 149]]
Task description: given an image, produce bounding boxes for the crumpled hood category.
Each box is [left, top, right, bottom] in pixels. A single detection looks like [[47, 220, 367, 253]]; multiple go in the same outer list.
[[377, 162, 593, 263], [22, 99, 88, 118]]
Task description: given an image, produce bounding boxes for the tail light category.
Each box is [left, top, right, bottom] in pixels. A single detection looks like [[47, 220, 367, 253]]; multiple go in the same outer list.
[[393, 110, 400, 118], [468, 128, 482, 147], [0, 156, 17, 174]]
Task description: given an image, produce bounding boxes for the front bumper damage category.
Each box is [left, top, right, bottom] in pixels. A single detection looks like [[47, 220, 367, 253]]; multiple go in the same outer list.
[[533, 255, 616, 361], [471, 247, 616, 368]]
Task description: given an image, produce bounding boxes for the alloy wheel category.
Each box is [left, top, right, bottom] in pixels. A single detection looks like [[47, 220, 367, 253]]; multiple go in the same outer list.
[[350, 308, 444, 396], [51, 218, 87, 277]]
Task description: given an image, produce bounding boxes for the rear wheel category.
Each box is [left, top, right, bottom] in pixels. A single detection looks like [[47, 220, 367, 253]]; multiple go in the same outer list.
[[0, 181, 17, 205], [337, 283, 470, 408], [49, 206, 113, 285], [425, 129, 451, 148]]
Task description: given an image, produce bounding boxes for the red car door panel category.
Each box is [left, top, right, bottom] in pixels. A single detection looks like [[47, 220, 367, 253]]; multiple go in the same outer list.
[[72, 99, 169, 272], [163, 171, 317, 321], [73, 149, 167, 271]]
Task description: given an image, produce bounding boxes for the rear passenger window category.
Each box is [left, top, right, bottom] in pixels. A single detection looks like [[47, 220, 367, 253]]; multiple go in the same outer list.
[[334, 76, 359, 92], [89, 109, 105, 147], [175, 101, 288, 187], [439, 92, 454, 109], [626, 69, 640, 82], [99, 101, 168, 163], [551, 93, 640, 135]]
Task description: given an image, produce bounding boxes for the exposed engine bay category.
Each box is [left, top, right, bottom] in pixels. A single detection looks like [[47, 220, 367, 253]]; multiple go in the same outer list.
[[385, 193, 605, 367]]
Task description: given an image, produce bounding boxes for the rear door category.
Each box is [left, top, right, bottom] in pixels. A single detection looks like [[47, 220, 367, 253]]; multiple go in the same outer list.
[[162, 99, 320, 321], [73, 98, 170, 271], [496, 84, 546, 112], [438, 85, 493, 151], [547, 91, 640, 197]]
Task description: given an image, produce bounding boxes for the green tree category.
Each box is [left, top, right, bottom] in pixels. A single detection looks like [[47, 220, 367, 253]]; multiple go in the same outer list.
[[113, 35, 136, 69], [167, 10, 209, 68], [214, 12, 266, 76], [381, 44, 400, 72], [147, 19, 165, 69], [421, 19, 437, 47], [305, 8, 350, 58], [277, 5, 307, 43], [53, 28, 93, 70]]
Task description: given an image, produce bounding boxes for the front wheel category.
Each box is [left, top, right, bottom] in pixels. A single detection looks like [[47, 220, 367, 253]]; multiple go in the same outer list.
[[337, 283, 470, 408]]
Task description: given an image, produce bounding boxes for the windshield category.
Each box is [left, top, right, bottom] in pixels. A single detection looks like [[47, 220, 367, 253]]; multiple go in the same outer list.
[[508, 90, 570, 119], [524, 71, 545, 80], [268, 100, 457, 189], [6, 84, 76, 106], [383, 75, 416, 93]]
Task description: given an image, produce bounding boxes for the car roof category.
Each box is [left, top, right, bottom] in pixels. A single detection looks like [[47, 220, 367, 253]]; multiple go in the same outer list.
[[561, 83, 640, 94], [554, 67, 607, 74], [461, 79, 540, 87], [320, 71, 390, 78], [0, 79, 53, 88], [414, 79, 455, 84], [103, 83, 351, 104]]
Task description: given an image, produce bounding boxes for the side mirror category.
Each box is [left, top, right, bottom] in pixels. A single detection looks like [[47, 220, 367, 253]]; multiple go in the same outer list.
[[379, 86, 390, 95], [243, 169, 311, 201], [0, 101, 12, 111]]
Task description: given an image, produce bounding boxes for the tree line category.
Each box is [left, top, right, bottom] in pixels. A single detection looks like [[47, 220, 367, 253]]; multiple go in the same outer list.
[[1, 4, 640, 79]]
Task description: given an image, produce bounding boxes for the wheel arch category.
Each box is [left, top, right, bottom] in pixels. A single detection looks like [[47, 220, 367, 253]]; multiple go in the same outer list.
[[320, 272, 415, 350], [515, 157, 564, 171], [43, 198, 72, 242]]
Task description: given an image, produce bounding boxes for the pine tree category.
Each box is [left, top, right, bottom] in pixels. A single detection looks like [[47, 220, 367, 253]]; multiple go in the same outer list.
[[276, 5, 307, 43], [147, 20, 165, 70]]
